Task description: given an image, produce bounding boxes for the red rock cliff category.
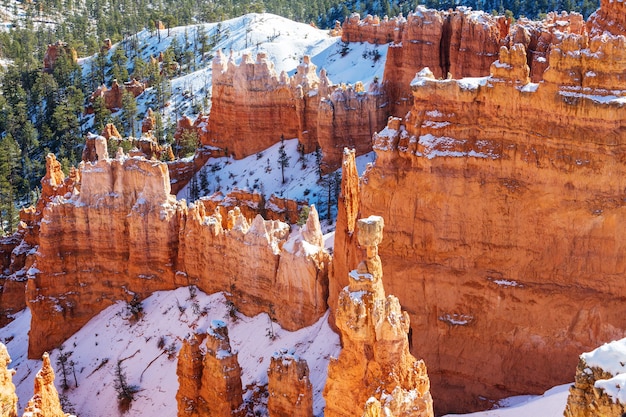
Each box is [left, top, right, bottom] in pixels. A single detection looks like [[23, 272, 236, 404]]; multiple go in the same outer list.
[[382, 7, 509, 116], [205, 51, 387, 171], [25, 137, 328, 358], [333, 36, 626, 414]]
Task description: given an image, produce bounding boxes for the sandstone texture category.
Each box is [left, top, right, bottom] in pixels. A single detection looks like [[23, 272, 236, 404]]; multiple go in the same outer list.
[[205, 51, 387, 171], [88, 79, 145, 112], [0, 343, 17, 417], [176, 321, 243, 416], [341, 13, 404, 44], [325, 216, 433, 417], [565, 339, 626, 417], [332, 28, 626, 413], [22, 353, 72, 417], [43, 41, 77, 73], [267, 349, 313, 417], [24, 137, 328, 358], [382, 7, 508, 116]]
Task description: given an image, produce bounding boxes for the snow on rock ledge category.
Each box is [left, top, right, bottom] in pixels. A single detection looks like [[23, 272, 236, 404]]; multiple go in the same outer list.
[[565, 338, 626, 417]]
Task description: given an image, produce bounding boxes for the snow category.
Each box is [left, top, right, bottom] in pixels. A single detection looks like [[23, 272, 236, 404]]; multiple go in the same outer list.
[[176, 138, 375, 230], [444, 385, 571, 417], [582, 338, 626, 403], [0, 288, 340, 417], [418, 134, 500, 160], [80, 13, 387, 136]]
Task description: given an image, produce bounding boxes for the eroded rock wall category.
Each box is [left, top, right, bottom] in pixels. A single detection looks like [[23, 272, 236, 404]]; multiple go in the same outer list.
[[333, 36, 626, 414], [25, 138, 328, 358], [204, 51, 387, 171], [22, 353, 73, 417]]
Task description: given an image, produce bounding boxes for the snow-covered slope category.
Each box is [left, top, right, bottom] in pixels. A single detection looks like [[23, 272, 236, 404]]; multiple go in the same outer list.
[[81, 13, 387, 133], [1, 287, 340, 416]]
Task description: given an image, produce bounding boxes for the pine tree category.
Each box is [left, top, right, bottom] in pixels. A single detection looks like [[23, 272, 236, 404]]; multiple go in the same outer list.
[[121, 90, 137, 137], [278, 134, 290, 184], [0, 134, 22, 235]]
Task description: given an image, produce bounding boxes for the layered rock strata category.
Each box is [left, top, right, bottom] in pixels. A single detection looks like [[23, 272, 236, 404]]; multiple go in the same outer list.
[[267, 349, 313, 417], [325, 216, 433, 417], [0, 343, 17, 417], [0, 154, 78, 325], [176, 320, 245, 417], [205, 52, 387, 171], [506, 12, 585, 82], [565, 339, 626, 417], [382, 7, 509, 116], [25, 137, 328, 358], [22, 353, 73, 417], [341, 13, 404, 44], [588, 0, 626, 36], [332, 35, 626, 413]]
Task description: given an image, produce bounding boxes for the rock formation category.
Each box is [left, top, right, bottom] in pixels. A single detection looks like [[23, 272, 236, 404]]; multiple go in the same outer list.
[[0, 343, 17, 417], [333, 27, 626, 413], [588, 0, 626, 36], [382, 7, 509, 116], [23, 136, 328, 358], [341, 13, 404, 44], [205, 51, 387, 171], [88, 79, 145, 112], [324, 216, 433, 417], [565, 339, 626, 417], [506, 12, 585, 82], [22, 353, 72, 417], [198, 189, 305, 227], [176, 321, 243, 416], [267, 349, 313, 417], [43, 41, 77, 73]]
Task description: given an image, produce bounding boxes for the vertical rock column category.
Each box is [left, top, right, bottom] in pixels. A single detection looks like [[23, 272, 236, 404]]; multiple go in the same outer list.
[[324, 216, 434, 417], [267, 349, 313, 417], [0, 343, 17, 417], [200, 320, 244, 416], [176, 334, 207, 417], [22, 353, 72, 417]]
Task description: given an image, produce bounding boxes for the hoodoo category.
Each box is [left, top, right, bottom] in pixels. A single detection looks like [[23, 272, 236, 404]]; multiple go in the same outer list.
[[324, 215, 433, 417]]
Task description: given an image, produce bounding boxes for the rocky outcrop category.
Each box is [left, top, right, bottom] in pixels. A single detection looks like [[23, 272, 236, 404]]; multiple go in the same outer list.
[[332, 35, 626, 414], [205, 51, 387, 171], [588, 0, 626, 36], [142, 108, 156, 134], [24, 137, 328, 358], [198, 190, 305, 227], [341, 13, 404, 44], [22, 353, 72, 417], [176, 321, 243, 416], [564, 345, 626, 417], [43, 41, 77, 73], [382, 7, 508, 116], [267, 349, 313, 417], [325, 216, 433, 417], [0, 343, 17, 417], [506, 12, 585, 82], [88, 79, 145, 112]]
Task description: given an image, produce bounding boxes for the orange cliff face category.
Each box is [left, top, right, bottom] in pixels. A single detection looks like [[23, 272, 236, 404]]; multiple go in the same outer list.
[[324, 216, 433, 417], [25, 137, 329, 359], [332, 36, 626, 414], [204, 51, 387, 172], [382, 7, 509, 116]]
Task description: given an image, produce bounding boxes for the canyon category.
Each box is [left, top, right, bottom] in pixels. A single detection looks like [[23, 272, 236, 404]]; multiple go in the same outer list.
[[2, 2, 626, 416]]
